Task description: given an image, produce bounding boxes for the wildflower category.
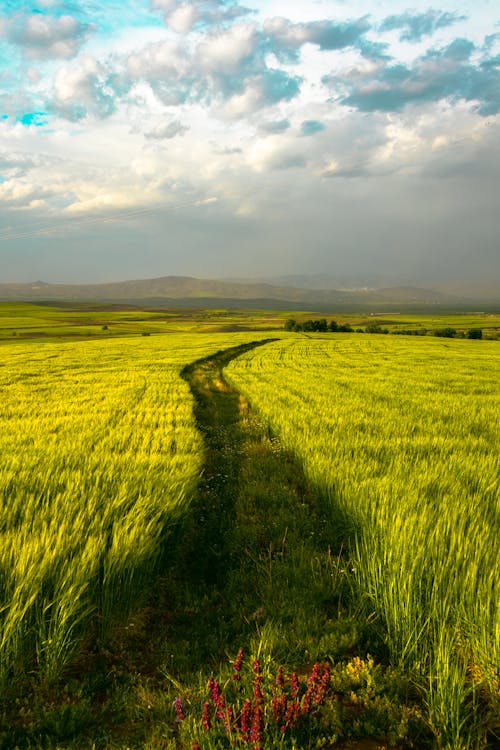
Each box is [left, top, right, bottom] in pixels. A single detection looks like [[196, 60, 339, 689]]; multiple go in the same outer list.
[[291, 672, 300, 699], [275, 665, 285, 690], [271, 693, 287, 723], [232, 647, 244, 681], [208, 676, 218, 702], [240, 698, 252, 742], [282, 698, 300, 731], [250, 704, 264, 747], [253, 660, 264, 707], [191, 742, 201, 750], [201, 701, 212, 731], [308, 662, 321, 688], [215, 693, 227, 720], [208, 677, 226, 719], [314, 663, 331, 706], [174, 696, 185, 721], [301, 687, 313, 716], [224, 704, 235, 735]]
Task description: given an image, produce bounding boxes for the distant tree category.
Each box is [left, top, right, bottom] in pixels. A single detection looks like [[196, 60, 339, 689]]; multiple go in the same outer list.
[[316, 318, 328, 332], [467, 328, 483, 339], [338, 323, 353, 332], [284, 318, 297, 331], [329, 320, 339, 332], [434, 327, 456, 338]]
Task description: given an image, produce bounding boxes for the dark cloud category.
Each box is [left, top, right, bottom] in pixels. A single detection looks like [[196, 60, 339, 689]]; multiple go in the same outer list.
[[327, 39, 500, 116], [306, 17, 371, 51], [263, 15, 371, 63], [379, 10, 467, 43]]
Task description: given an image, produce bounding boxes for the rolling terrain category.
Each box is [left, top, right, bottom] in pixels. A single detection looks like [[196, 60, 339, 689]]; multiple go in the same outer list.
[[0, 275, 498, 310]]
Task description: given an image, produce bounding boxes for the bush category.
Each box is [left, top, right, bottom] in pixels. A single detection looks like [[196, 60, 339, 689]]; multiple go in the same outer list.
[[434, 328, 456, 338], [467, 328, 482, 339]]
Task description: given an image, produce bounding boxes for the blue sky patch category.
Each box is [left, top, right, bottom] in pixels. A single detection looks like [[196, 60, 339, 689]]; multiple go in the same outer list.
[[300, 120, 326, 136], [17, 112, 49, 127]]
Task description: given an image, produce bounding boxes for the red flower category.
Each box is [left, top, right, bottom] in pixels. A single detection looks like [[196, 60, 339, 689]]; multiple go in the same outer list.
[[174, 696, 185, 721], [232, 647, 244, 681], [240, 698, 252, 742], [291, 672, 300, 699], [250, 704, 264, 746], [201, 701, 212, 731]]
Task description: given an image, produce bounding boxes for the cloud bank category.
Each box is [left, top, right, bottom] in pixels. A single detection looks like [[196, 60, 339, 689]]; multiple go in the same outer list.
[[0, 0, 499, 287]]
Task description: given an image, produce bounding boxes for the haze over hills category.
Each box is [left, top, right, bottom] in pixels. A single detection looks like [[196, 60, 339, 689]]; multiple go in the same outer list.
[[0, 276, 498, 310]]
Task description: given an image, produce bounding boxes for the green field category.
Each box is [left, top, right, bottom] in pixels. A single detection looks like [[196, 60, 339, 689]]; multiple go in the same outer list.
[[0, 307, 499, 749], [226, 335, 500, 748], [0, 332, 269, 681], [0, 302, 498, 342]]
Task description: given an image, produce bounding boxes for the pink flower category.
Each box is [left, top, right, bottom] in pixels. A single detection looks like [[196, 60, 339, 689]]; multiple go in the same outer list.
[[314, 663, 331, 706], [174, 696, 185, 721], [201, 701, 212, 731], [275, 665, 285, 690], [301, 687, 313, 715], [282, 698, 300, 731], [250, 704, 264, 746], [271, 693, 287, 723], [224, 705, 235, 734], [308, 663, 321, 687], [232, 647, 244, 681], [240, 698, 252, 742]]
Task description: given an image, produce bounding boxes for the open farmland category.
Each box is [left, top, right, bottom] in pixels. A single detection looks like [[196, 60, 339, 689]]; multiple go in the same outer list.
[[0, 332, 269, 687], [225, 334, 500, 748], [1, 322, 499, 748]]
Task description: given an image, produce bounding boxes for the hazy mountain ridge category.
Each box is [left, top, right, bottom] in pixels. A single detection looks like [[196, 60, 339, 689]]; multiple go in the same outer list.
[[0, 276, 497, 309]]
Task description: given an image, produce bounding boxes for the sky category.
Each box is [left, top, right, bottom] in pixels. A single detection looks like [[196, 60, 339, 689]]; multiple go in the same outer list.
[[0, 0, 499, 288]]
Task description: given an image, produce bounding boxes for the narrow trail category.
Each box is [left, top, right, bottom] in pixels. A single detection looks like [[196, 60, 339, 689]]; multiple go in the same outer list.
[[162, 339, 342, 671]]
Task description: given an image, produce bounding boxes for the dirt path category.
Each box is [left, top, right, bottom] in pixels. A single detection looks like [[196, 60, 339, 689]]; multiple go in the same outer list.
[[171, 339, 337, 666]]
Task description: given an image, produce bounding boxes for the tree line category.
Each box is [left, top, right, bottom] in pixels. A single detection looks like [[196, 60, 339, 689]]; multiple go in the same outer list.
[[284, 319, 484, 339]]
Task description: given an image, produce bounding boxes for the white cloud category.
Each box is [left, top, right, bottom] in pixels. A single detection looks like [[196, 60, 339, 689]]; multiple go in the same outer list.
[[145, 120, 189, 138], [2, 13, 94, 59], [167, 3, 199, 33], [52, 56, 116, 119], [197, 23, 258, 74]]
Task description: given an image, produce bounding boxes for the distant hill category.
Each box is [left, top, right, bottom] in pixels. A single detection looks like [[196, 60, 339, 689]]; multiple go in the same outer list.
[[0, 276, 497, 310]]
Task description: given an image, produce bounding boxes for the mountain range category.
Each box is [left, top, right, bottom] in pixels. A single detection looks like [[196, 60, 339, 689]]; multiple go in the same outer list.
[[0, 276, 498, 310]]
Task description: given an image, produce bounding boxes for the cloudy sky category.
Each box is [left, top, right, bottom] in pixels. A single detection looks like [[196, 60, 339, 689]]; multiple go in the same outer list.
[[0, 0, 499, 288]]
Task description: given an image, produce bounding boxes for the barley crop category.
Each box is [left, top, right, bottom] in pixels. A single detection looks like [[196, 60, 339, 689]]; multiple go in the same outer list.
[[225, 334, 500, 747], [0, 332, 266, 686]]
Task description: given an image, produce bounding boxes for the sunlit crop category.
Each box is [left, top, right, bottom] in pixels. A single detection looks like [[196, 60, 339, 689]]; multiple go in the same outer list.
[[0, 332, 265, 685], [225, 334, 500, 747]]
